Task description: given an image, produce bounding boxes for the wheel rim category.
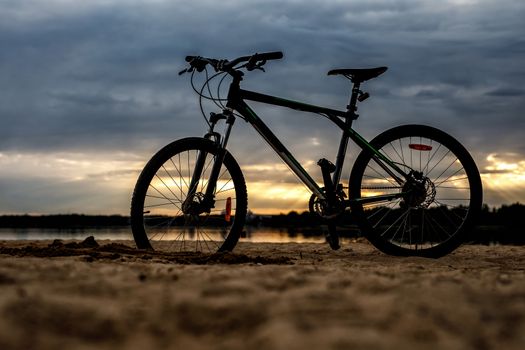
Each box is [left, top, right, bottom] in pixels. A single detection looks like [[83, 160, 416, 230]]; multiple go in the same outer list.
[[140, 148, 240, 253], [358, 135, 473, 252]]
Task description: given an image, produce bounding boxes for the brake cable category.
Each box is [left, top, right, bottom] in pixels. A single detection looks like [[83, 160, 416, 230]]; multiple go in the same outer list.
[[187, 59, 266, 125]]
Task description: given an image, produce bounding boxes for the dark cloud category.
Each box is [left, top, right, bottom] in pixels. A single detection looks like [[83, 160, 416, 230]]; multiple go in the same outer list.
[[485, 88, 525, 97], [1, 0, 524, 211]]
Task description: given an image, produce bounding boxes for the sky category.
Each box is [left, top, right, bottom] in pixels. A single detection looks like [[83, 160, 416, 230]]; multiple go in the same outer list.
[[0, 0, 524, 215]]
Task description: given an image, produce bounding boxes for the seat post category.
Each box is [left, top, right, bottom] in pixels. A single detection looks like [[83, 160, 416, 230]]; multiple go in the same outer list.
[[346, 81, 361, 120], [331, 80, 361, 189]]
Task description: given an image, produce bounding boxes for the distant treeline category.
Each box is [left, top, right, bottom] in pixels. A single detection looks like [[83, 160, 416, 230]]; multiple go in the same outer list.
[[470, 203, 525, 244], [248, 203, 525, 245], [0, 203, 523, 244], [250, 203, 525, 227], [0, 214, 129, 228]]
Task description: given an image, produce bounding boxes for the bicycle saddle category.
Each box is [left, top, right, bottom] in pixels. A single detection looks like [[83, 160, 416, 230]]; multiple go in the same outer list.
[[327, 67, 388, 83]]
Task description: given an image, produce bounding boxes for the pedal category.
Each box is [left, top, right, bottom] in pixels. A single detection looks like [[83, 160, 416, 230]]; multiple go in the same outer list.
[[317, 158, 336, 173]]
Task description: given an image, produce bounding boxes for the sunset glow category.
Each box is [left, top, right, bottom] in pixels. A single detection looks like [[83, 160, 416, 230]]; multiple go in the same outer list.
[[1, 150, 525, 214], [246, 182, 312, 215], [1, 150, 525, 215], [480, 153, 525, 205]]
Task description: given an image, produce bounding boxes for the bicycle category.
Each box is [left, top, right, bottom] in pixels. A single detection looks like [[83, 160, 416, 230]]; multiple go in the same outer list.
[[130, 51, 483, 258]]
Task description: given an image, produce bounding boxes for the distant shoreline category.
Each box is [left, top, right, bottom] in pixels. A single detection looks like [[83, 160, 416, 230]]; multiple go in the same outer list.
[[1, 202, 523, 227], [0, 212, 523, 245]]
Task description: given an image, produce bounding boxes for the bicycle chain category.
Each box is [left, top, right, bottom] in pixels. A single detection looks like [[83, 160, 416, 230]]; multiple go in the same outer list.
[[361, 186, 401, 190]]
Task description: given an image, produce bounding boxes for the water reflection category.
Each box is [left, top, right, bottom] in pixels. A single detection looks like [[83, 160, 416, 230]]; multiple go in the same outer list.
[[0, 227, 327, 243]]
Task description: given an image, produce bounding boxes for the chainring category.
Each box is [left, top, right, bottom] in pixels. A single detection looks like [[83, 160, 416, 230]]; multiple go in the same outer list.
[[308, 187, 347, 220]]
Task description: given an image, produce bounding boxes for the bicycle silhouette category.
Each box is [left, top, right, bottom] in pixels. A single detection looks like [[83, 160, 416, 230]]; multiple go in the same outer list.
[[130, 51, 482, 258]]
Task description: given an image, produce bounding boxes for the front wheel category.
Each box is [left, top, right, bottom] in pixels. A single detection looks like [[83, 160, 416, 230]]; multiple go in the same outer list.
[[349, 125, 482, 258], [130, 137, 247, 253]]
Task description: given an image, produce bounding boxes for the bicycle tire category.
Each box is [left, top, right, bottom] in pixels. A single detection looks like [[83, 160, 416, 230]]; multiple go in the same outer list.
[[130, 137, 247, 253], [349, 124, 482, 258]]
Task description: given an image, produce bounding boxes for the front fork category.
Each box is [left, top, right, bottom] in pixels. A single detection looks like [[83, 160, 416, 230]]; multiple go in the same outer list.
[[183, 110, 236, 215]]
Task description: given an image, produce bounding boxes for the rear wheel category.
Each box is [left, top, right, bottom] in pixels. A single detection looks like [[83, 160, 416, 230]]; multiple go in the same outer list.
[[131, 137, 247, 253], [349, 125, 482, 257]]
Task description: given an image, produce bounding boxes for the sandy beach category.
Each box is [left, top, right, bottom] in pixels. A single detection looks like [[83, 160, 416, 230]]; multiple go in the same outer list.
[[0, 238, 524, 350]]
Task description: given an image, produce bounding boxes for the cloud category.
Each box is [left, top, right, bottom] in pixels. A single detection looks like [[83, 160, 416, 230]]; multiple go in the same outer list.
[[485, 88, 525, 97], [0, 151, 141, 214], [1, 0, 524, 212]]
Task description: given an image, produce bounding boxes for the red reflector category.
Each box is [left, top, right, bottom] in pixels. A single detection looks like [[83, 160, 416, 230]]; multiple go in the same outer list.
[[409, 144, 432, 151], [225, 197, 232, 222]]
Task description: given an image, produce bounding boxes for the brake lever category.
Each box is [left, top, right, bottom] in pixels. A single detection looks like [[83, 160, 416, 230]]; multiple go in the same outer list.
[[246, 59, 267, 72], [178, 67, 193, 76], [254, 60, 266, 72]]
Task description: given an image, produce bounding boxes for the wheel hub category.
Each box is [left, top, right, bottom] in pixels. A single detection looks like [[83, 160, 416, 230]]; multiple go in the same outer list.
[[182, 193, 211, 215], [401, 171, 436, 209]]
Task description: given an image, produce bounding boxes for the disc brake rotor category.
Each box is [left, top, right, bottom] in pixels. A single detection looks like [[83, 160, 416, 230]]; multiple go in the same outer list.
[[401, 172, 436, 209]]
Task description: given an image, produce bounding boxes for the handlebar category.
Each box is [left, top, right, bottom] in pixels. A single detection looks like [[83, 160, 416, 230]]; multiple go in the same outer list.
[[180, 51, 283, 75], [248, 51, 284, 62]]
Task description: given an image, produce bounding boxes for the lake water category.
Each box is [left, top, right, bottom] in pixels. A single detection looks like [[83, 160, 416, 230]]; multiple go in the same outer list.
[[0, 227, 327, 244]]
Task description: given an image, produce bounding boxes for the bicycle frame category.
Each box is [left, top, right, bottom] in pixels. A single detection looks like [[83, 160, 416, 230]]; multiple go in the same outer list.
[[220, 75, 409, 206], [191, 71, 410, 213]]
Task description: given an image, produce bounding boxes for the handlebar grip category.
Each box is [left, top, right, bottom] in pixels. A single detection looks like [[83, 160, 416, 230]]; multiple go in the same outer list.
[[253, 51, 283, 61], [184, 55, 212, 72]]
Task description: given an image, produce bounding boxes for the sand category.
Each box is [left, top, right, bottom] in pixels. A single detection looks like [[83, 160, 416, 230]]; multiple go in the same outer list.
[[0, 238, 524, 350]]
